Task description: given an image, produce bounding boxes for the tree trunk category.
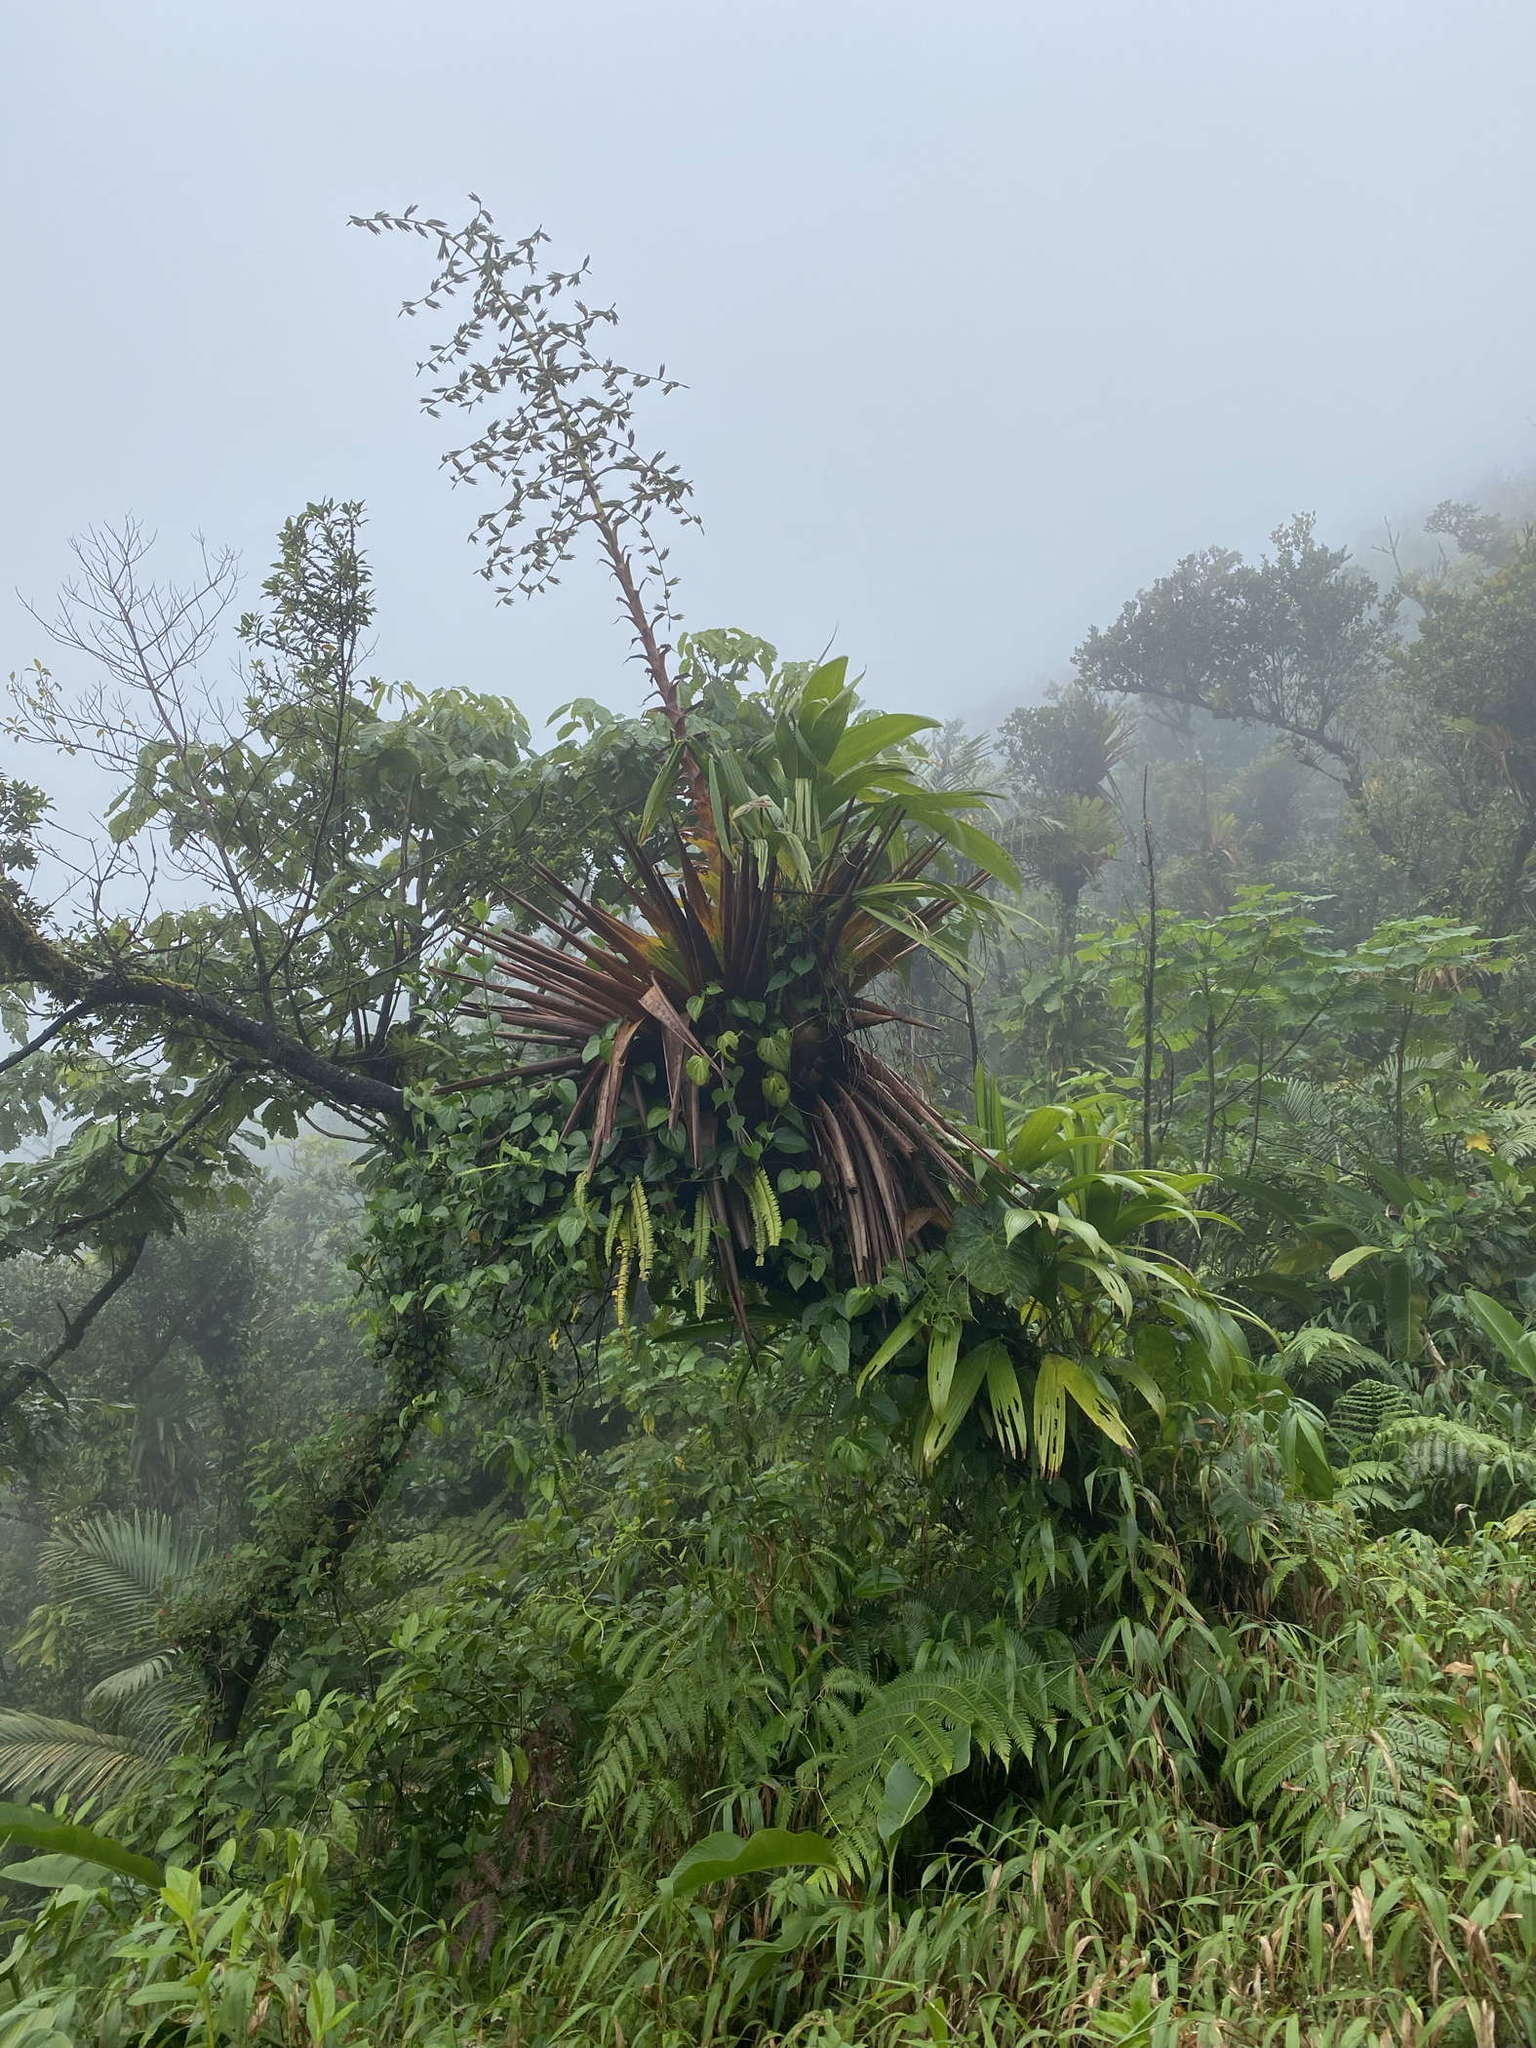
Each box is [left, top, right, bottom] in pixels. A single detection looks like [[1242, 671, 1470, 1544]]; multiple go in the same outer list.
[[184, 1289, 450, 1749]]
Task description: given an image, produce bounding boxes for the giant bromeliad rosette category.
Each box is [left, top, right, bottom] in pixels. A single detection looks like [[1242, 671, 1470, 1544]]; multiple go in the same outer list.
[[451, 657, 1018, 1323]]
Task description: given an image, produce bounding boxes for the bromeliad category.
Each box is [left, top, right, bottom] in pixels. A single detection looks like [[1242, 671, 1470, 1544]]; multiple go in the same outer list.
[[452, 657, 1017, 1315]]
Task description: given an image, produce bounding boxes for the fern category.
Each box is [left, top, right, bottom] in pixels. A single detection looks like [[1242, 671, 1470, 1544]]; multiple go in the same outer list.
[[1276, 1326, 1393, 1393], [1377, 1413, 1536, 1508], [362, 1508, 516, 1622], [1481, 1068, 1536, 1163], [811, 1636, 1074, 1879], [582, 1622, 793, 1841], [1329, 1378, 1418, 1453], [1336, 1457, 1406, 1512], [1227, 1671, 1452, 1851]]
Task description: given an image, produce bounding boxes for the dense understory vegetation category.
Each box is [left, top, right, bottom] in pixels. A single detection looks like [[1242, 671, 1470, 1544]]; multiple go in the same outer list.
[[1, 208, 1536, 2043]]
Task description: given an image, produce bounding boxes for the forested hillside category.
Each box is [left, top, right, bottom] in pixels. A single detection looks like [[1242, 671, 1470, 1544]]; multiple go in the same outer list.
[[2, 208, 1536, 2045]]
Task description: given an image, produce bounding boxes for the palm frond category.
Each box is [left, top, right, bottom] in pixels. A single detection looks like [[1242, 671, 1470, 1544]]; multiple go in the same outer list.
[[40, 1512, 209, 1671], [0, 1710, 157, 1813], [9, 1513, 211, 1799]]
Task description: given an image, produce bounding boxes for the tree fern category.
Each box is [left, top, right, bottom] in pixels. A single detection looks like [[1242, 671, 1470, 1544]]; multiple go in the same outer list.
[[1275, 1326, 1394, 1395], [1377, 1412, 1536, 1509], [1329, 1378, 1418, 1454]]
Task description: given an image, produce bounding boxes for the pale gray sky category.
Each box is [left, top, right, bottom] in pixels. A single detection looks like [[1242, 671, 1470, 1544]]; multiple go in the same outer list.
[[4, 0, 1533, 785]]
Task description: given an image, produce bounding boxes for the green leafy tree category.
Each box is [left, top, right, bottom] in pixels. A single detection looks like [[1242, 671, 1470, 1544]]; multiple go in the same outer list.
[[1074, 508, 1536, 943], [1074, 515, 1394, 818], [1394, 535, 1536, 932], [999, 684, 1129, 957], [0, 203, 714, 1731]]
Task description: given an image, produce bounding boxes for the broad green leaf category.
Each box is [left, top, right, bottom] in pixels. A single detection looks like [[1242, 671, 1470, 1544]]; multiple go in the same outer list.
[[1463, 1290, 1536, 1382], [1033, 1354, 1134, 1477], [1368, 1165, 1420, 1209], [1382, 1257, 1419, 1361], [0, 1855, 103, 1889], [801, 656, 850, 710], [1277, 1405, 1336, 1497], [0, 1804, 160, 1889], [663, 1827, 839, 1898], [1033, 1354, 1070, 1479], [923, 808, 1021, 890], [875, 1759, 933, 1841], [972, 1065, 1010, 1154], [926, 1321, 961, 1415], [1008, 1105, 1069, 1170], [916, 1341, 998, 1469], [1003, 1205, 1042, 1245], [1083, 1256, 1134, 1319], [857, 1310, 923, 1390], [827, 713, 938, 775], [1041, 1209, 1111, 1257], [983, 1346, 1029, 1461], [125, 1984, 200, 2008], [1327, 1245, 1382, 1282], [1105, 1356, 1167, 1422], [949, 1203, 1033, 1295]]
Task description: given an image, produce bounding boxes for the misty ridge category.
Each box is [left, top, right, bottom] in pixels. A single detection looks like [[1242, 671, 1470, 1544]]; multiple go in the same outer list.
[[3, 3, 1536, 2041]]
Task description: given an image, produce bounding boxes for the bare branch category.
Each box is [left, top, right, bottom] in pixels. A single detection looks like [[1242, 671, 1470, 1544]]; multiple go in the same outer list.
[[0, 1001, 93, 1079]]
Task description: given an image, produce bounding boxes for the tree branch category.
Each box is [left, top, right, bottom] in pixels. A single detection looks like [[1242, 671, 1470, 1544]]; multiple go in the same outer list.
[[52, 1068, 250, 1238], [0, 1234, 150, 1420], [0, 1000, 93, 1078], [0, 889, 406, 1124]]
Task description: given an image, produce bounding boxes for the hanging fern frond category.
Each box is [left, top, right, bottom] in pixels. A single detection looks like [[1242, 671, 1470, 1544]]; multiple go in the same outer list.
[[1271, 1077, 1349, 1155]]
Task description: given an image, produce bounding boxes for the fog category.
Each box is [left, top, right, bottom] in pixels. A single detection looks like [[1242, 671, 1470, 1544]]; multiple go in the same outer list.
[[4, 0, 1533, 777]]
